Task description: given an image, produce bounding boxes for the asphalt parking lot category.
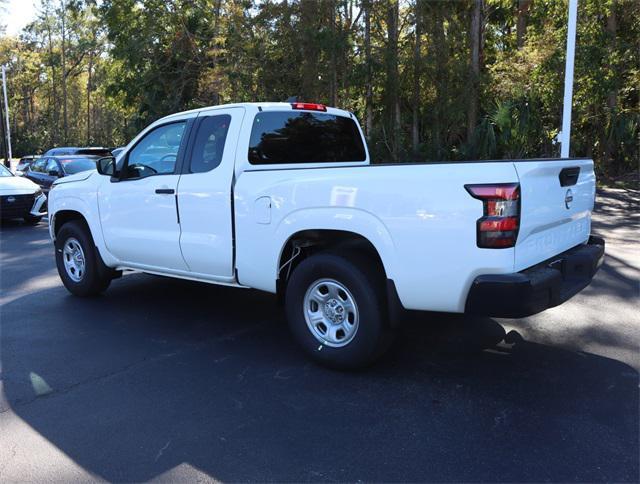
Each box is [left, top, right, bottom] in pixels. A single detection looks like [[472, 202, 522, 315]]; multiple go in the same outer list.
[[1, 188, 638, 482]]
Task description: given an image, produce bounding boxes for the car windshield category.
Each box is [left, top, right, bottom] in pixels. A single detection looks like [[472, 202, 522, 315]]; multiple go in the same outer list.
[[60, 158, 97, 175], [0, 164, 13, 177]]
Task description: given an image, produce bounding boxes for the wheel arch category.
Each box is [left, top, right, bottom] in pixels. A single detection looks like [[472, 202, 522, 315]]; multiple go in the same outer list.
[[52, 209, 89, 239], [277, 229, 387, 283], [49, 196, 117, 268], [275, 228, 404, 324]]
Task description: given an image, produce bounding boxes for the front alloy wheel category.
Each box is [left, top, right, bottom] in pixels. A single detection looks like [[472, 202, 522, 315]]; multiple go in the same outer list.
[[62, 237, 86, 282], [55, 220, 112, 297]]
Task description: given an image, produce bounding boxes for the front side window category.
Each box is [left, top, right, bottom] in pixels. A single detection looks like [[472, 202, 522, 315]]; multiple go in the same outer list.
[[125, 122, 186, 179], [248, 111, 366, 165], [189, 115, 231, 173], [46, 159, 60, 175], [31, 158, 47, 173]]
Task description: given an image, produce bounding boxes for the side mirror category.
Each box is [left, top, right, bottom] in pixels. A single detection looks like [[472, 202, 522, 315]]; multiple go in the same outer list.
[[48, 169, 61, 177], [96, 156, 116, 176]]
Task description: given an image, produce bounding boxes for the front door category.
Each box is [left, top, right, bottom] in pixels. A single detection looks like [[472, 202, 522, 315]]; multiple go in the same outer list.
[[42, 158, 62, 192], [26, 158, 48, 188], [98, 120, 190, 271]]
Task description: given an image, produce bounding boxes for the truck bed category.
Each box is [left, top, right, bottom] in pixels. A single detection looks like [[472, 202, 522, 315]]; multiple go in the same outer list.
[[235, 157, 594, 313]]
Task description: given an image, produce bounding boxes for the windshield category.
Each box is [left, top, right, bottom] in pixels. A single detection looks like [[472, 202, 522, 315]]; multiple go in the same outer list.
[[0, 164, 13, 177], [60, 158, 97, 175]]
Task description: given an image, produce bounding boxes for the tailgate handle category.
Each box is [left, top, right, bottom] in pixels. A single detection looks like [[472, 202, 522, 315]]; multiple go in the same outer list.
[[559, 167, 580, 187]]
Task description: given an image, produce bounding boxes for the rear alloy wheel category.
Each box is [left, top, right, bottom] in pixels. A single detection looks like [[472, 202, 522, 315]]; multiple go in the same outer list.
[[285, 251, 394, 369], [55, 220, 112, 297], [303, 278, 359, 348]]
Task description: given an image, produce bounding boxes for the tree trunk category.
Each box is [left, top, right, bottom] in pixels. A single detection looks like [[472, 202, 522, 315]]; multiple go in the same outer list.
[[300, 0, 318, 102], [412, 0, 421, 155], [467, 0, 483, 144], [516, 0, 531, 49], [87, 50, 93, 145], [45, 17, 58, 147], [330, 0, 338, 106], [604, 0, 617, 174], [386, 0, 400, 161], [606, 3, 617, 112], [432, 4, 446, 156], [60, 0, 68, 144], [364, 0, 373, 137]]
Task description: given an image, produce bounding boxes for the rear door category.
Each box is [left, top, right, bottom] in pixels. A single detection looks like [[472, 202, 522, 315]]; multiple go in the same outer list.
[[176, 107, 245, 278], [514, 158, 595, 271]]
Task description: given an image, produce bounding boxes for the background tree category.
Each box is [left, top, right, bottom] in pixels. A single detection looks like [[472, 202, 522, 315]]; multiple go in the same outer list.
[[0, 0, 637, 180]]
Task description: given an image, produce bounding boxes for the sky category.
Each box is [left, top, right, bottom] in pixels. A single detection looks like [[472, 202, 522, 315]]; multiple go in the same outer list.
[[2, 0, 38, 36]]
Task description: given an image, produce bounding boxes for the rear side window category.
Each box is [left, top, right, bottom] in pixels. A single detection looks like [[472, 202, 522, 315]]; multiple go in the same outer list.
[[189, 115, 231, 173], [248, 111, 366, 165]]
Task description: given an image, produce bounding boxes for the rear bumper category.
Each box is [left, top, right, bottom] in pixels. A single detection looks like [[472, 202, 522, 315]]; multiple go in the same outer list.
[[465, 236, 605, 318]]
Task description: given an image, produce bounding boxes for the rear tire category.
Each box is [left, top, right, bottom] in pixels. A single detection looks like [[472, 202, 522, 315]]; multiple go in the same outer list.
[[55, 220, 112, 296], [285, 251, 395, 369]]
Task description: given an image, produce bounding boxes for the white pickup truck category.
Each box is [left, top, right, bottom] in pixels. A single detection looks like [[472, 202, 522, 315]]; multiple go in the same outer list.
[[48, 102, 604, 368]]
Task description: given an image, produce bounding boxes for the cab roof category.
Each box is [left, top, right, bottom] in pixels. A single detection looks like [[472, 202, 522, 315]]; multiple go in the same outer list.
[[161, 102, 353, 122]]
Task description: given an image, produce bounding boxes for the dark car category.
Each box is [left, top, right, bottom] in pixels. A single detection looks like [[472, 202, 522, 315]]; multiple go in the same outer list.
[[25, 156, 98, 193], [15, 156, 39, 176], [43, 147, 112, 157]]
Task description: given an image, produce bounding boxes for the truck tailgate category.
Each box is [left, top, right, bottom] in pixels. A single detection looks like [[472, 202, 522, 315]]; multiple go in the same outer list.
[[514, 158, 596, 271]]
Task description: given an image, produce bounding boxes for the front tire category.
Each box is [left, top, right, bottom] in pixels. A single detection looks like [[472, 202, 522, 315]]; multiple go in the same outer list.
[[285, 252, 394, 369], [55, 220, 112, 296]]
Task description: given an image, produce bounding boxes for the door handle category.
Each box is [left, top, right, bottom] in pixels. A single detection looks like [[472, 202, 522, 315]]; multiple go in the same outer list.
[[155, 188, 175, 194]]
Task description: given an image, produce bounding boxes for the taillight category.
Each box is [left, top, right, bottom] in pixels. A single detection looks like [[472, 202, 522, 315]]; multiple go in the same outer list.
[[291, 102, 327, 112], [465, 183, 520, 249]]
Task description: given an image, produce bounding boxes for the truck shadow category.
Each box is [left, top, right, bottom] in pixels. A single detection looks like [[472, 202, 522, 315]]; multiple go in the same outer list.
[[1, 274, 638, 482], [592, 188, 640, 244]]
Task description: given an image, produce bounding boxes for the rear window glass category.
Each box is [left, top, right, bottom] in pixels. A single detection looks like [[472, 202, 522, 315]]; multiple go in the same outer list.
[[248, 111, 366, 165], [76, 148, 112, 157], [60, 158, 97, 174]]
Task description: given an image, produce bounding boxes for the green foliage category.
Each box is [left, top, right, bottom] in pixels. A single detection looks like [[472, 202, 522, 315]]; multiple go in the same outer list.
[[0, 0, 637, 177]]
